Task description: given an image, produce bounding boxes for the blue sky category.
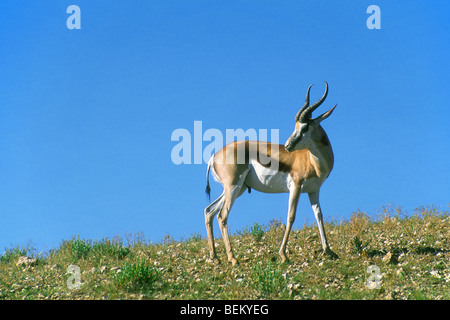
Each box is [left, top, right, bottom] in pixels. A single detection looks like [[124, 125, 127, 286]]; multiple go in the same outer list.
[[1, 1, 449, 254]]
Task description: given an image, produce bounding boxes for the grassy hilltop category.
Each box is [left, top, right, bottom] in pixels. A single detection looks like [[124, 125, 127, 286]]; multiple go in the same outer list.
[[1, 205, 449, 300]]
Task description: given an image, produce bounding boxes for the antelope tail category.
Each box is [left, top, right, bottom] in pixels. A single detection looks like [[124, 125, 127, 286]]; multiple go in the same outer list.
[[205, 158, 212, 202]]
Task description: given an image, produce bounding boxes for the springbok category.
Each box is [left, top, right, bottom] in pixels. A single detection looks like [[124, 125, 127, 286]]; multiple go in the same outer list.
[[204, 82, 338, 265]]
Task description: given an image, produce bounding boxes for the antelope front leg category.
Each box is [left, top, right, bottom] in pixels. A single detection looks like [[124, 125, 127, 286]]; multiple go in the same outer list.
[[279, 185, 301, 263], [308, 191, 339, 259]]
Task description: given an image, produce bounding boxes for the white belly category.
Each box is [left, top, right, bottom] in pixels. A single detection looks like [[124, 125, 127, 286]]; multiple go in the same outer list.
[[245, 160, 291, 193], [245, 160, 325, 194]]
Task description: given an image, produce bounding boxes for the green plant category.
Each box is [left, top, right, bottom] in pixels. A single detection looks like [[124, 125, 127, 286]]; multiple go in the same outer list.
[[113, 258, 161, 293], [250, 223, 265, 241], [92, 239, 131, 260], [250, 262, 286, 298], [0, 246, 28, 264], [351, 236, 367, 254], [69, 237, 132, 262], [186, 232, 202, 243], [70, 238, 92, 260]]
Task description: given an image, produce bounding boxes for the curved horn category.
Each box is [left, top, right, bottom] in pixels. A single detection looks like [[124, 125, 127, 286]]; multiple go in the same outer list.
[[299, 81, 328, 122], [295, 84, 313, 122]]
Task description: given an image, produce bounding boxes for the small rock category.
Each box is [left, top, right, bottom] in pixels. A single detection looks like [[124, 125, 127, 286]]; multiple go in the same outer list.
[[110, 266, 122, 274], [287, 283, 302, 297], [16, 256, 37, 267], [430, 270, 441, 278], [382, 252, 398, 264], [396, 267, 405, 278]]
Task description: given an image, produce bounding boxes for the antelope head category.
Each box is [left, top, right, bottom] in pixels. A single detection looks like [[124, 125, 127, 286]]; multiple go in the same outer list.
[[285, 82, 337, 152]]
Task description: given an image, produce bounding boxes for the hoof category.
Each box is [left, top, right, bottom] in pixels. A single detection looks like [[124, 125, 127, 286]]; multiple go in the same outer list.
[[324, 248, 339, 260], [279, 252, 289, 264], [207, 257, 221, 265]]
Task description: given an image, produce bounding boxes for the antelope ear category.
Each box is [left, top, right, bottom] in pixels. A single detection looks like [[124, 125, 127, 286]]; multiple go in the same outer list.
[[314, 104, 337, 124]]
